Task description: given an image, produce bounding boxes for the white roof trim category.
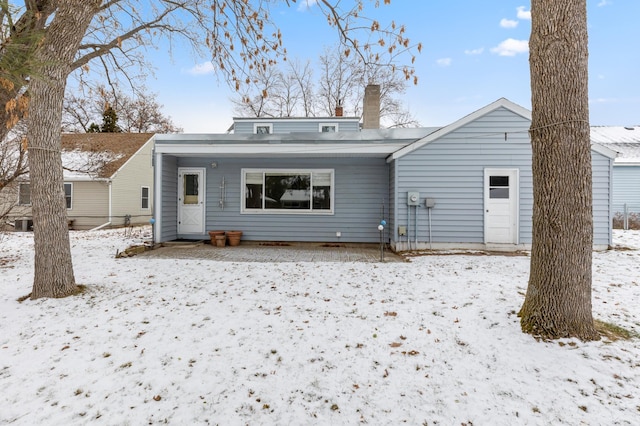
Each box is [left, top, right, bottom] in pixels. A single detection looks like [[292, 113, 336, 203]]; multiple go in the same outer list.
[[155, 143, 408, 157], [590, 142, 618, 159], [388, 98, 531, 162]]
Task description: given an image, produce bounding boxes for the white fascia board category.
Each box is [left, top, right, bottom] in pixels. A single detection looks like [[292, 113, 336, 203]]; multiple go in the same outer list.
[[591, 142, 618, 159], [154, 143, 407, 156], [614, 159, 640, 166]]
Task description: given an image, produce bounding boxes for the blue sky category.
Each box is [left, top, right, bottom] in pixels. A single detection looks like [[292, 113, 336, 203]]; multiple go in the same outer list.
[[146, 1, 639, 132]]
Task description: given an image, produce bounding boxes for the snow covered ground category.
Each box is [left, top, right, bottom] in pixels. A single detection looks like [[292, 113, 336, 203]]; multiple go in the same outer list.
[[1, 227, 639, 425]]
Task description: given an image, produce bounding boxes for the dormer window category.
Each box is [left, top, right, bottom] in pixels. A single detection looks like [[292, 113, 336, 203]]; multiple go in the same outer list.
[[319, 123, 338, 133], [254, 123, 273, 134]]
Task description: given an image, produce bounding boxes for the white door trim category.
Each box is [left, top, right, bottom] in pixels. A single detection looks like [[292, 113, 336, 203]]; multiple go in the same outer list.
[[178, 167, 206, 235], [484, 168, 519, 245]]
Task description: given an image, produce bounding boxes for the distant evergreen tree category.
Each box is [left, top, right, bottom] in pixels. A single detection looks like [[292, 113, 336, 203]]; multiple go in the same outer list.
[[100, 106, 121, 133], [87, 106, 121, 133]]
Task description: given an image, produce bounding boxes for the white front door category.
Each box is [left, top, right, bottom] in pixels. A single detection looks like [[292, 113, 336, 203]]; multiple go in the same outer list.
[[484, 168, 519, 244], [178, 168, 205, 235]]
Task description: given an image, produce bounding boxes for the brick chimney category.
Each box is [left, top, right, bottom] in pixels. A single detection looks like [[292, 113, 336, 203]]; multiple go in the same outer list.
[[335, 99, 343, 117], [362, 84, 380, 129]]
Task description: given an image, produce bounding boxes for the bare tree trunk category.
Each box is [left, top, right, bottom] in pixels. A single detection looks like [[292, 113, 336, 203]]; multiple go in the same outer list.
[[28, 0, 100, 299], [519, 0, 599, 340]]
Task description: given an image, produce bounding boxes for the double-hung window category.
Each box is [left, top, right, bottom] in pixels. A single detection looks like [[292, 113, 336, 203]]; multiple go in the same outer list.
[[254, 123, 272, 134], [319, 123, 338, 133], [64, 183, 73, 209], [18, 183, 31, 205], [243, 169, 334, 214], [141, 186, 150, 209], [17, 182, 72, 208]]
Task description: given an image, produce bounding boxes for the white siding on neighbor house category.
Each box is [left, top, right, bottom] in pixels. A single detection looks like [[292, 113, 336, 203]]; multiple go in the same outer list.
[[66, 181, 109, 230], [1, 181, 32, 229], [612, 165, 640, 215], [159, 156, 389, 243], [110, 139, 154, 226]]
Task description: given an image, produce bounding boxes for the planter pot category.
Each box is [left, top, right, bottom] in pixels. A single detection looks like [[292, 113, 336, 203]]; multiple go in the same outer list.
[[214, 234, 227, 247], [208, 230, 225, 245], [226, 230, 243, 246]]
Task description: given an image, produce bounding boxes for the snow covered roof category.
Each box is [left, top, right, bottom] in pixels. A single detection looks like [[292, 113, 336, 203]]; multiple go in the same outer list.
[[590, 126, 640, 164], [60, 133, 154, 179]]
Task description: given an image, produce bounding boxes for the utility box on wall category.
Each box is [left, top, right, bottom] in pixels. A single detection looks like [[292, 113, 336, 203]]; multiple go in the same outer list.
[[407, 191, 420, 206]]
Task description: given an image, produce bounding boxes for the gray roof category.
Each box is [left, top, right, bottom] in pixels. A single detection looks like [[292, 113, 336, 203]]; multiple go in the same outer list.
[[591, 126, 640, 163]]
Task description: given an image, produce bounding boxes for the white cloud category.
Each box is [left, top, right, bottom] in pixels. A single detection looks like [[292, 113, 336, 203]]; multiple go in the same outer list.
[[516, 6, 531, 20], [490, 38, 529, 56], [597, 0, 612, 6], [297, 0, 318, 11], [185, 62, 215, 75], [500, 18, 518, 29], [464, 47, 484, 55], [436, 58, 452, 67]]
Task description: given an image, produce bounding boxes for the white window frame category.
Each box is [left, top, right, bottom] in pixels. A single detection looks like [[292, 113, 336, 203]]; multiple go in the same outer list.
[[64, 183, 73, 210], [18, 183, 31, 205], [319, 123, 338, 133], [241, 168, 335, 215], [141, 186, 150, 210], [253, 123, 273, 134]]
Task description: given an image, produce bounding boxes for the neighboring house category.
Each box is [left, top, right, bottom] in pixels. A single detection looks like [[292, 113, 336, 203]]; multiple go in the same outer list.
[[590, 126, 640, 225], [8, 133, 154, 230], [153, 97, 616, 251]]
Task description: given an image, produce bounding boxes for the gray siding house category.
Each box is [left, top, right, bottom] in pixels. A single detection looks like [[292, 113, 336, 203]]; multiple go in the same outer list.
[[153, 98, 615, 250], [590, 126, 640, 226]]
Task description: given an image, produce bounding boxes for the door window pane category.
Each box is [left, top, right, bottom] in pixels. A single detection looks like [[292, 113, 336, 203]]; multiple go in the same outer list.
[[183, 174, 199, 204], [490, 176, 509, 187], [489, 176, 509, 199]]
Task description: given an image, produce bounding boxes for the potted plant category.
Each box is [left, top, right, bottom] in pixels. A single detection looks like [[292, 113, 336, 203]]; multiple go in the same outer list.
[[226, 230, 243, 246], [208, 230, 225, 246]]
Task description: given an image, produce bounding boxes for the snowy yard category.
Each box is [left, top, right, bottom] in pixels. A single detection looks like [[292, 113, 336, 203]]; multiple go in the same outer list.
[[1, 227, 639, 425]]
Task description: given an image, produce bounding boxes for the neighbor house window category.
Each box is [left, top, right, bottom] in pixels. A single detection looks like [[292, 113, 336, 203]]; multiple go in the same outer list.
[[319, 123, 338, 133], [141, 186, 150, 209], [242, 169, 334, 214], [254, 123, 273, 134], [64, 183, 73, 209], [18, 183, 31, 205]]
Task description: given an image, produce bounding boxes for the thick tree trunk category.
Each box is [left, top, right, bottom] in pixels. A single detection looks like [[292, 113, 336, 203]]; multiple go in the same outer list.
[[27, 0, 100, 299], [519, 0, 599, 340]]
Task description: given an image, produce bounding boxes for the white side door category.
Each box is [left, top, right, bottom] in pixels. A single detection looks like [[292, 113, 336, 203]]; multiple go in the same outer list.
[[178, 168, 205, 235], [484, 168, 519, 244]]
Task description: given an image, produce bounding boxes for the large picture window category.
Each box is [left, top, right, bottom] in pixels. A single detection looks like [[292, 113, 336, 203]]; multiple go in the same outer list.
[[243, 169, 334, 214]]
